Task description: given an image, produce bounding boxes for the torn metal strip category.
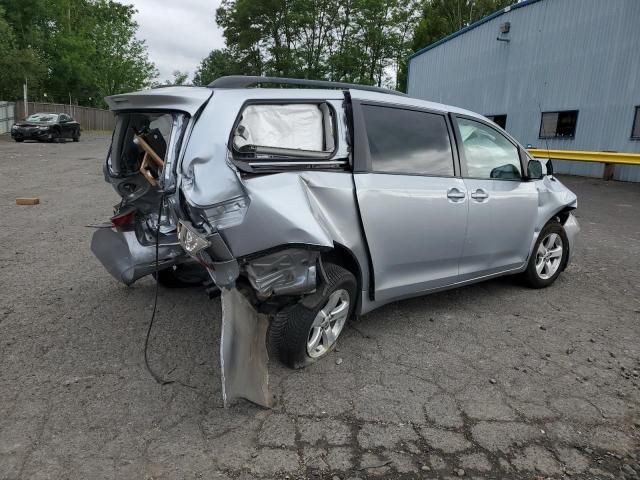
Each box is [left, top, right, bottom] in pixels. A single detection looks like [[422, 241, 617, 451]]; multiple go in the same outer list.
[[220, 288, 273, 408]]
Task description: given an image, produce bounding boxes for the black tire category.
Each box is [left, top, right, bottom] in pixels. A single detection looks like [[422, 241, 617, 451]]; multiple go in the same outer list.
[[152, 263, 209, 288], [522, 221, 569, 289], [14, 138, 23, 142], [49, 129, 61, 143], [73, 129, 80, 142], [269, 262, 357, 369]]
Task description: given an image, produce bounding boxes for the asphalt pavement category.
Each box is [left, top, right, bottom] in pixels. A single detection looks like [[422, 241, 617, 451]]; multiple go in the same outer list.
[[0, 133, 638, 479]]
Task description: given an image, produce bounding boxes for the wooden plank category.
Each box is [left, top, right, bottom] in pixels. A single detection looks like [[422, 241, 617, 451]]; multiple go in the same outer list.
[[16, 197, 40, 205]]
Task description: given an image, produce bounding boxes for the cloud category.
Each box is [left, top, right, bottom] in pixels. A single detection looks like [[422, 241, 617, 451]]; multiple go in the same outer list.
[[128, 0, 225, 82]]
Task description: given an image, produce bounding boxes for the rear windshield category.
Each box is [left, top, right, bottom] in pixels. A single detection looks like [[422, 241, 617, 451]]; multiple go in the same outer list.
[[26, 113, 58, 123], [107, 112, 174, 177]]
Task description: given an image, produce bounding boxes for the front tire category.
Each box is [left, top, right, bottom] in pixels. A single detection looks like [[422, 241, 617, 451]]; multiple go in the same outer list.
[[269, 262, 357, 369], [73, 129, 80, 142], [48, 129, 61, 143], [523, 221, 569, 288], [14, 138, 23, 142]]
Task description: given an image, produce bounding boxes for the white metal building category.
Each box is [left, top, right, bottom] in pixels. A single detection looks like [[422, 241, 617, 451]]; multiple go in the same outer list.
[[407, 0, 640, 181]]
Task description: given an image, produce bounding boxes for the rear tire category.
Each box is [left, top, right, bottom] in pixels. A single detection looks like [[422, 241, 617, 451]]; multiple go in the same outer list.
[[522, 221, 569, 288], [269, 262, 357, 369], [153, 263, 209, 288], [14, 138, 23, 142]]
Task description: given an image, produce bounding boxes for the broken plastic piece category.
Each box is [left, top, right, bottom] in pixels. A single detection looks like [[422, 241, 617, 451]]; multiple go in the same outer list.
[[246, 248, 319, 298]]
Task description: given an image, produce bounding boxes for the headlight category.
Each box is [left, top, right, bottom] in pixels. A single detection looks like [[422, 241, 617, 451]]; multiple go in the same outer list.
[[11, 125, 17, 130], [37, 126, 50, 130]]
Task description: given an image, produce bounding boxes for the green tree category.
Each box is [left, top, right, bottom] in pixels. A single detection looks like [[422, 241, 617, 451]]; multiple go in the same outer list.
[[212, 0, 419, 88], [0, 6, 45, 100], [0, 0, 157, 106], [89, 0, 157, 103], [167, 70, 189, 86], [193, 49, 244, 86], [398, 0, 515, 90], [412, 0, 514, 51]]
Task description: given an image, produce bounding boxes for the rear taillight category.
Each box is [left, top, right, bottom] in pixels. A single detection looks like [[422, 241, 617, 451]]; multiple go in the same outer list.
[[111, 210, 136, 228]]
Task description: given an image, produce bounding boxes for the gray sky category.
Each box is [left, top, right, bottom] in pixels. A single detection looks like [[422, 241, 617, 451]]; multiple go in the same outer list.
[[130, 0, 225, 82]]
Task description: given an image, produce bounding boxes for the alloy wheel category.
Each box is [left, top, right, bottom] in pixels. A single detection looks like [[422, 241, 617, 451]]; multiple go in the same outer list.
[[535, 232, 563, 280], [306, 289, 350, 358]]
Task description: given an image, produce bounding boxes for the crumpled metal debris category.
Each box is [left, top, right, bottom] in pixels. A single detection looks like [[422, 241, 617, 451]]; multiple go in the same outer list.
[[220, 288, 273, 408]]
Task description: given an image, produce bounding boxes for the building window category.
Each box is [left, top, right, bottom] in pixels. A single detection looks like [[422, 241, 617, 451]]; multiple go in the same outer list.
[[539, 110, 578, 139], [632, 106, 640, 140], [361, 104, 454, 176], [486, 114, 507, 129]]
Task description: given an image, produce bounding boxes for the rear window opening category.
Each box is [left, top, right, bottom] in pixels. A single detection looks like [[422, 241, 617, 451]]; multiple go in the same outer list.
[[108, 112, 175, 177], [232, 103, 337, 161]]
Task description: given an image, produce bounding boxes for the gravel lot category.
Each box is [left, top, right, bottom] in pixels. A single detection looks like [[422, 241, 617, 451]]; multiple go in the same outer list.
[[0, 133, 639, 480]]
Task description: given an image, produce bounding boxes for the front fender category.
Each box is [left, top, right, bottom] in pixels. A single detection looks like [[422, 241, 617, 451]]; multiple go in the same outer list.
[[529, 175, 579, 264]]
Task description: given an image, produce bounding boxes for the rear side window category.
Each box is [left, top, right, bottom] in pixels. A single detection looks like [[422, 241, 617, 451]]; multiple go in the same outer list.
[[233, 103, 335, 159], [361, 105, 454, 176]]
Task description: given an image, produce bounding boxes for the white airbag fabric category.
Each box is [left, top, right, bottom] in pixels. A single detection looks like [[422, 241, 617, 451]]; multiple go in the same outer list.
[[235, 104, 324, 151]]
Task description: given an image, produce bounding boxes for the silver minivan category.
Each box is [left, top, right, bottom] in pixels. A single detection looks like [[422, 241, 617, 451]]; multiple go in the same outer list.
[[93, 76, 579, 376]]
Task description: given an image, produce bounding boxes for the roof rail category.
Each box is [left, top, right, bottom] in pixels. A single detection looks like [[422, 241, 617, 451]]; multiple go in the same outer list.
[[208, 75, 406, 97]]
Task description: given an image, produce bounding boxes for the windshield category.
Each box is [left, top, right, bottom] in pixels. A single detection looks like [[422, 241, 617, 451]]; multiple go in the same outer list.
[[26, 113, 58, 123]]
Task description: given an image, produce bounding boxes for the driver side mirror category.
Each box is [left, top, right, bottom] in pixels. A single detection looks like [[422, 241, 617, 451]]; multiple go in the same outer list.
[[527, 159, 544, 180]]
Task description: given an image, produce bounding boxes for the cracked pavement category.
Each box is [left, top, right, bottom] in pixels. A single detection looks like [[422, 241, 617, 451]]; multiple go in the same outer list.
[[0, 133, 639, 479]]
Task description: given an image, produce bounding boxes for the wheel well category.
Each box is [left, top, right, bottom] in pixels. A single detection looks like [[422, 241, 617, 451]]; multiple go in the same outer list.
[[544, 208, 574, 271], [554, 206, 575, 226], [321, 243, 362, 311]]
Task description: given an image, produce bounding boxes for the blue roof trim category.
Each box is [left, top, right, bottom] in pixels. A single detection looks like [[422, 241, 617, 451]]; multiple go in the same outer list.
[[408, 0, 544, 62]]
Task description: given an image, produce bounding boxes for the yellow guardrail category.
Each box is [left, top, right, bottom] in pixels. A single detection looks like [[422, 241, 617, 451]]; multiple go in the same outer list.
[[528, 148, 640, 166]]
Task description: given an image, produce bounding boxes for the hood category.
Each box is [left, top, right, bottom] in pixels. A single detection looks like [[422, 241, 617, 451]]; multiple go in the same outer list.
[[14, 121, 55, 127]]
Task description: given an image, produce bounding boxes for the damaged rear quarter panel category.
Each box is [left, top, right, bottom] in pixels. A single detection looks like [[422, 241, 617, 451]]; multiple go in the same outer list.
[[179, 89, 370, 303], [179, 89, 346, 209], [220, 171, 371, 294]]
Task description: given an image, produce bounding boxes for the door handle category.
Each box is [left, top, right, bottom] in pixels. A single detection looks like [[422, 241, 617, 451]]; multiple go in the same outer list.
[[447, 188, 466, 201], [470, 189, 489, 200]]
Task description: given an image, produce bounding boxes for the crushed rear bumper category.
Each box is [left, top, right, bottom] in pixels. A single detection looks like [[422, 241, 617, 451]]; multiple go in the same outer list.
[[90, 228, 185, 285]]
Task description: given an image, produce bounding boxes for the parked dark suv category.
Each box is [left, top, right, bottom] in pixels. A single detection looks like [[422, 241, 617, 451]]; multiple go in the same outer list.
[[11, 112, 81, 142]]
